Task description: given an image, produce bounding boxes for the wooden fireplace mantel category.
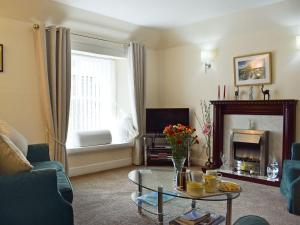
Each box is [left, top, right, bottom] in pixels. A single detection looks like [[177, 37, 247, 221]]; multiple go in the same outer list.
[[210, 99, 297, 186]]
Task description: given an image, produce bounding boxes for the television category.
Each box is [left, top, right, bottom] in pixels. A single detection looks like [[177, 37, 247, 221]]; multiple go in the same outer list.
[[146, 108, 189, 134]]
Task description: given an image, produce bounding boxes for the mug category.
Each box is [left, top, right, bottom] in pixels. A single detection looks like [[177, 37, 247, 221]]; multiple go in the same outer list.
[[187, 181, 204, 196], [186, 170, 204, 196], [205, 170, 222, 182], [204, 175, 218, 193]]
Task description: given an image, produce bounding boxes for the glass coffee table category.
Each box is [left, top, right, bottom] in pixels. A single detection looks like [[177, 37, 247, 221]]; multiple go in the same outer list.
[[128, 168, 241, 225]]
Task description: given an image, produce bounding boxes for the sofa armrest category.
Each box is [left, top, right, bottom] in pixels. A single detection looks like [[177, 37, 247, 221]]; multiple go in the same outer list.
[[288, 166, 300, 182], [0, 169, 73, 225], [27, 143, 50, 163], [291, 176, 300, 197], [284, 163, 300, 183], [292, 143, 300, 160], [290, 176, 300, 214]]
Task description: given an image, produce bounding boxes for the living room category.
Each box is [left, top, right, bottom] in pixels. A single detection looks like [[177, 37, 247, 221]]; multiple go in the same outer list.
[[0, 0, 300, 225]]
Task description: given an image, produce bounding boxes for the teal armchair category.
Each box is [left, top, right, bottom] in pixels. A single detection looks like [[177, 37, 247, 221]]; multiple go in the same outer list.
[[0, 144, 74, 225], [234, 215, 270, 225], [280, 143, 300, 215]]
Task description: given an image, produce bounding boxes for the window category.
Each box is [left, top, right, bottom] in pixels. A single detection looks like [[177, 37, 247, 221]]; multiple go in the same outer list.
[[67, 50, 118, 147], [67, 35, 136, 148]]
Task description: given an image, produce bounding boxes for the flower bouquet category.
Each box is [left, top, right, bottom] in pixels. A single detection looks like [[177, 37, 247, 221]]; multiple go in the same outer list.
[[163, 124, 199, 172]]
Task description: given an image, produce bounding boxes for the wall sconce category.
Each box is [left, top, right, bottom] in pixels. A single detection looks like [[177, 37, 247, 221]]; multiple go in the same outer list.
[[297, 36, 300, 50], [201, 50, 216, 73]]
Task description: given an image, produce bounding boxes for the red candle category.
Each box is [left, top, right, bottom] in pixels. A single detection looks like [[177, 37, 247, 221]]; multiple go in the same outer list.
[[223, 85, 226, 100], [218, 85, 220, 99]]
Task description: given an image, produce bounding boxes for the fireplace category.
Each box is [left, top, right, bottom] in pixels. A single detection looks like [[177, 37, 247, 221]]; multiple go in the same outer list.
[[210, 100, 297, 186], [230, 129, 268, 176]]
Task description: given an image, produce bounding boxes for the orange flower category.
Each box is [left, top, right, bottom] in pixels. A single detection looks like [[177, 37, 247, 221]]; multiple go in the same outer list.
[[169, 130, 175, 136], [163, 124, 198, 149]]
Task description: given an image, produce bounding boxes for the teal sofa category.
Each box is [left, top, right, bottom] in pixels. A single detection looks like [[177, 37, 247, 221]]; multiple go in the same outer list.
[[280, 143, 300, 215], [0, 144, 74, 225]]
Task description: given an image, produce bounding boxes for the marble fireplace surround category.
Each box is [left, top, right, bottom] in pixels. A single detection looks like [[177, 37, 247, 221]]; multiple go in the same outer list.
[[225, 115, 281, 173], [211, 100, 297, 186]]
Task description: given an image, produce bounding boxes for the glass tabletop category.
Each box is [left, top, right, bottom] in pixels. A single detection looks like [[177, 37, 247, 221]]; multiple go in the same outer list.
[[128, 168, 241, 201]]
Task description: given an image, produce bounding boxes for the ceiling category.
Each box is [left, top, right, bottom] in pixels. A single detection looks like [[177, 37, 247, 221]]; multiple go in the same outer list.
[[54, 0, 284, 29]]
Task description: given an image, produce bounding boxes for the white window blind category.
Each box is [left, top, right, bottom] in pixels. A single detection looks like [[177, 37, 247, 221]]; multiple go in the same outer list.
[[67, 50, 116, 147]]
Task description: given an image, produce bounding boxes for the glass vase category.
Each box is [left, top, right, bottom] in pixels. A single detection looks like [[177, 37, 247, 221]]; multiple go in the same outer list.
[[171, 156, 186, 173], [171, 156, 186, 189]]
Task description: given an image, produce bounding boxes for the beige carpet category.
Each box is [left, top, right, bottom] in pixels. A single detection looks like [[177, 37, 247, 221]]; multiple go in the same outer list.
[[71, 166, 300, 225]]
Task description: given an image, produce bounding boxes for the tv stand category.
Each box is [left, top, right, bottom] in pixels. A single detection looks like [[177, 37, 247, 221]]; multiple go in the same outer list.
[[143, 134, 191, 167]]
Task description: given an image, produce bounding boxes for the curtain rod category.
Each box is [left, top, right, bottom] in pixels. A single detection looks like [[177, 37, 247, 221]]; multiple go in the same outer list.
[[33, 24, 130, 46]]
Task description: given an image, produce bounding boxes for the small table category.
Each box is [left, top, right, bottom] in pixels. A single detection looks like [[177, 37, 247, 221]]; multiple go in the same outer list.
[[128, 168, 241, 225]]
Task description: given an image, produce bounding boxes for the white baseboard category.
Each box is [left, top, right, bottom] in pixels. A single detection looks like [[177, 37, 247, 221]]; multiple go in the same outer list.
[[69, 157, 132, 177]]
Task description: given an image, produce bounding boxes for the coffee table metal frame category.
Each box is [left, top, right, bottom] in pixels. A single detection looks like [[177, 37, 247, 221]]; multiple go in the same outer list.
[[129, 169, 241, 225]]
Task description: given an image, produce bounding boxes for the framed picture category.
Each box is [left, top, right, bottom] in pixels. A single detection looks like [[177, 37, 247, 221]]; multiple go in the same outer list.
[[234, 52, 272, 86], [0, 44, 3, 72]]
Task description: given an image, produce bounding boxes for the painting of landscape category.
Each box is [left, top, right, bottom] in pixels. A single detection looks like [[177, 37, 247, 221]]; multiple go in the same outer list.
[[234, 52, 271, 86], [238, 58, 265, 80]]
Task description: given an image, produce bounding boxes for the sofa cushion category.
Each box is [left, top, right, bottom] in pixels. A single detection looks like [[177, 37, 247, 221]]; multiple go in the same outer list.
[[0, 120, 28, 156], [0, 135, 32, 175], [31, 161, 65, 172], [76, 130, 112, 147], [27, 144, 50, 163], [57, 171, 73, 203]]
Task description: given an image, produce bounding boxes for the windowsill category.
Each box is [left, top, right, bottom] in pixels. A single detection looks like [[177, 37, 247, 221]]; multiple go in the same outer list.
[[67, 141, 134, 155]]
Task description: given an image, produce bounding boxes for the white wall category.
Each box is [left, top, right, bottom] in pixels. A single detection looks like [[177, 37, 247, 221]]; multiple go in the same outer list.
[[145, 49, 160, 108], [158, 0, 300, 165], [0, 17, 45, 143]]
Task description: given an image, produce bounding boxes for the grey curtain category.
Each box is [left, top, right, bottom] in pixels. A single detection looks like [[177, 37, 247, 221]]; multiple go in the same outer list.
[[128, 42, 145, 165], [45, 26, 71, 171]]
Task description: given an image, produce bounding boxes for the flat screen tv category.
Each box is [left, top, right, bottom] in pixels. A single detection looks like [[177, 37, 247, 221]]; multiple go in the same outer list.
[[146, 108, 189, 134]]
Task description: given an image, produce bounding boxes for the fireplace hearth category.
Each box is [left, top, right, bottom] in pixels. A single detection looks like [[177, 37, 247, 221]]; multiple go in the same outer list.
[[230, 129, 268, 176]]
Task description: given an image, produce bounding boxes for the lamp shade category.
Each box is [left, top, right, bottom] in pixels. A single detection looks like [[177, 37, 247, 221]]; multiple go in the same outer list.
[[201, 50, 215, 62], [297, 36, 300, 50]]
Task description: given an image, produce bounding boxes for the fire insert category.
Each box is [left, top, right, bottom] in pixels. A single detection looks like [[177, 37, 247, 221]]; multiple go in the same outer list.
[[230, 129, 269, 176]]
